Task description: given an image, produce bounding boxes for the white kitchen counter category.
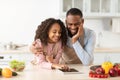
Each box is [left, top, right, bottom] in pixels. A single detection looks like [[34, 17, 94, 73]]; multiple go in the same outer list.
[[94, 47, 120, 53], [0, 63, 120, 80]]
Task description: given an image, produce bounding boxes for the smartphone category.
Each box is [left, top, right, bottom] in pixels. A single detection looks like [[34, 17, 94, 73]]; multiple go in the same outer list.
[[58, 68, 83, 74]]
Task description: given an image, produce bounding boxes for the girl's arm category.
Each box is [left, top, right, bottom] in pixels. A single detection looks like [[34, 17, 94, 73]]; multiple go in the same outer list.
[[46, 40, 63, 64], [37, 54, 53, 69], [53, 40, 63, 64], [53, 49, 62, 64], [37, 54, 69, 70], [45, 49, 62, 64]]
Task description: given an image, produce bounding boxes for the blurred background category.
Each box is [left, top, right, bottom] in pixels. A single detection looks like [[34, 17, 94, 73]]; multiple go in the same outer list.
[[0, 0, 120, 64], [0, 0, 120, 48]]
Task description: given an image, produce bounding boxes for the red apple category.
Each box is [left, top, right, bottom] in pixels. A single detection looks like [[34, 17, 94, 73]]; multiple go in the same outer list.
[[95, 67, 105, 74], [109, 68, 117, 77], [113, 66, 120, 76], [114, 63, 119, 69], [117, 69, 120, 76]]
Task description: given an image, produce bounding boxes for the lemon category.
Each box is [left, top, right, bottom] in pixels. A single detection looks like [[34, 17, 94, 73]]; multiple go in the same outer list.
[[2, 68, 12, 78]]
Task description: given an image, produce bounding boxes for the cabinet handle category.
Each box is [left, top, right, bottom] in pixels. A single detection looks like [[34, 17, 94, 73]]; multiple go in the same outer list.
[[9, 56, 12, 59], [0, 56, 4, 59]]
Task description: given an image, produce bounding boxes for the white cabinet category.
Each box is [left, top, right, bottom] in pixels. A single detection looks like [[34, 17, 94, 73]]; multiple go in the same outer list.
[[112, 18, 120, 33], [118, 0, 120, 13], [114, 0, 120, 16], [60, 0, 120, 18], [90, 0, 111, 13], [0, 53, 34, 65], [19, 53, 34, 62], [94, 53, 120, 65], [60, 0, 84, 18], [61, 0, 84, 13]]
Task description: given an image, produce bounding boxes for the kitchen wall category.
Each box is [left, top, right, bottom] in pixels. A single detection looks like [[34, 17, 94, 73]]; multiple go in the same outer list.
[[84, 18, 120, 48], [0, 0, 120, 48], [0, 0, 60, 45]]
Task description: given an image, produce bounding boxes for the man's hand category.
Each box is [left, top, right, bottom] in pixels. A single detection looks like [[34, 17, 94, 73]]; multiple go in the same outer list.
[[30, 41, 44, 55], [72, 23, 84, 43]]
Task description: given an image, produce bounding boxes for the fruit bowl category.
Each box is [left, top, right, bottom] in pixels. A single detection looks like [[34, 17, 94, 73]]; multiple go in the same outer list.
[[90, 65, 101, 71], [9, 60, 25, 72], [89, 63, 120, 78]]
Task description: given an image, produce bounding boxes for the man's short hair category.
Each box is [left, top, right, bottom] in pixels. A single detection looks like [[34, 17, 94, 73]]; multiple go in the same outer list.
[[66, 8, 83, 18]]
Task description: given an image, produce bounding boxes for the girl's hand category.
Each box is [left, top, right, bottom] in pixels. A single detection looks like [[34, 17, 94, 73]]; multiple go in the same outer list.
[[46, 55, 54, 63], [60, 64, 69, 71], [51, 64, 69, 71]]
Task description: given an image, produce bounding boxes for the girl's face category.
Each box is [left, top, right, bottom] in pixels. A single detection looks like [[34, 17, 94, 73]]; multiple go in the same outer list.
[[48, 23, 61, 43]]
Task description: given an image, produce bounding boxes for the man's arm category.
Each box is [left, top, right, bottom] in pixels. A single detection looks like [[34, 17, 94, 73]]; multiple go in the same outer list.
[[72, 31, 96, 65], [29, 40, 44, 55]]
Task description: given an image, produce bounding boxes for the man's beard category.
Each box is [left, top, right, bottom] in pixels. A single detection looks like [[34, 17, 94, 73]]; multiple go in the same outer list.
[[67, 27, 78, 38]]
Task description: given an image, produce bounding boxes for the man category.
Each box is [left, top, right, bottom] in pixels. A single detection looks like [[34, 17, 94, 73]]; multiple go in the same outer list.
[[59, 8, 96, 65], [30, 8, 96, 66]]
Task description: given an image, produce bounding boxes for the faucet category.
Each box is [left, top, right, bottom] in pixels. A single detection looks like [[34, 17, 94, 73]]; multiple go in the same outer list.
[[4, 42, 27, 50], [4, 42, 13, 50]]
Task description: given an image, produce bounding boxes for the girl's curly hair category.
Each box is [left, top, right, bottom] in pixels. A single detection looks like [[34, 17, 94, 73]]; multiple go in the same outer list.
[[34, 18, 67, 46]]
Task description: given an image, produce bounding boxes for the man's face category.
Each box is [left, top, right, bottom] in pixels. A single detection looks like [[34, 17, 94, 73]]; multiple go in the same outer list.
[[66, 15, 83, 35]]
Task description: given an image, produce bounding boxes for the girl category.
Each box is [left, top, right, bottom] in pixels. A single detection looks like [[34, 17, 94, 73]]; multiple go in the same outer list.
[[31, 18, 68, 70]]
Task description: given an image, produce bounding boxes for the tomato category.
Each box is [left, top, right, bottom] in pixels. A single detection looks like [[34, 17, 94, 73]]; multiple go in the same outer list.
[[89, 70, 109, 78], [89, 73, 93, 77], [104, 74, 109, 78], [97, 74, 101, 78]]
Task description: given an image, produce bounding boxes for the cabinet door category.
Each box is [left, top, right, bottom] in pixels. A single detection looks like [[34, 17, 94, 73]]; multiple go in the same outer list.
[[116, 0, 120, 16], [0, 54, 19, 61], [94, 53, 120, 65], [101, 0, 111, 13], [62, 0, 83, 12], [62, 0, 72, 13], [87, 0, 111, 14], [0, 53, 34, 65], [60, 0, 118, 17], [74, 0, 83, 12], [118, 0, 120, 13], [0, 54, 19, 65], [112, 18, 120, 33], [60, 0, 84, 18], [90, 0, 100, 13], [19, 53, 34, 63]]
